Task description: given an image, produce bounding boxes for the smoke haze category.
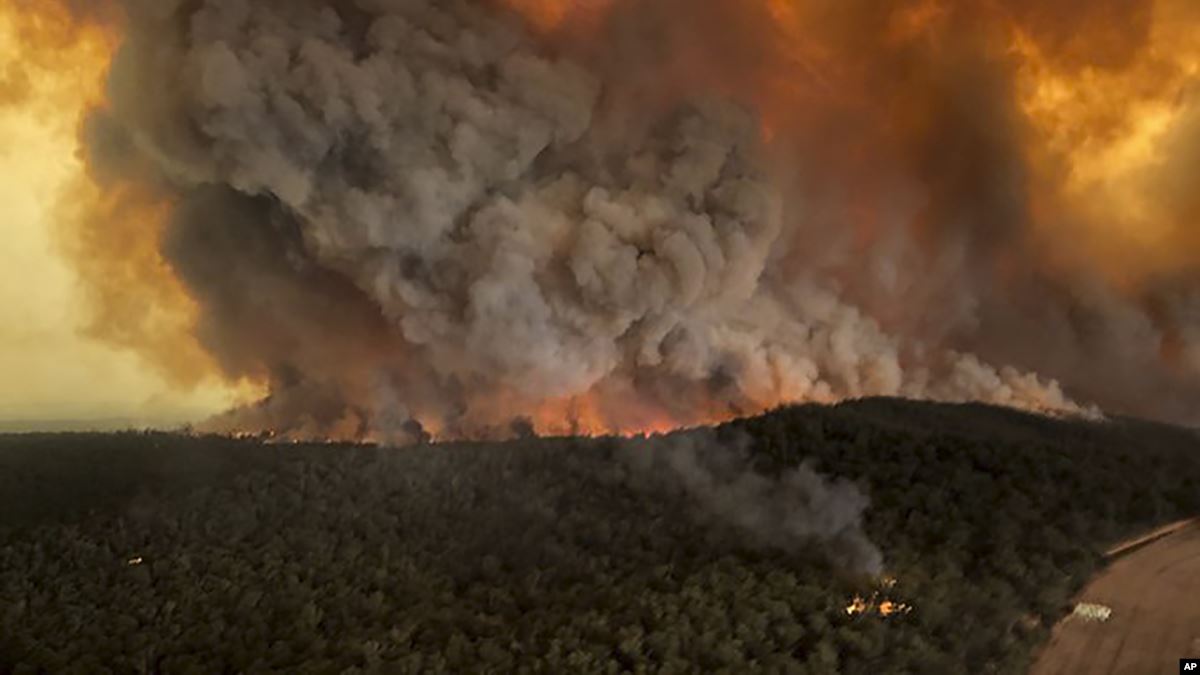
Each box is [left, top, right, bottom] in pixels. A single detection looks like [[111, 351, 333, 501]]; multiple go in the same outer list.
[[616, 430, 884, 574]]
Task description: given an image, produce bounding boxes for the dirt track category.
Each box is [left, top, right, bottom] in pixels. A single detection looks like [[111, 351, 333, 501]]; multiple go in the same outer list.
[[1031, 523, 1200, 674]]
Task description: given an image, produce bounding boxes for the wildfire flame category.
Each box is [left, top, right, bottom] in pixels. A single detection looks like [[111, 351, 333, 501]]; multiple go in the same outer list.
[[845, 576, 912, 617]]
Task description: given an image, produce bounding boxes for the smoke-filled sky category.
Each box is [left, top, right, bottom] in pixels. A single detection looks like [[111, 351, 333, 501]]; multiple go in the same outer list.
[[3, 0, 1200, 437], [0, 8, 252, 427]]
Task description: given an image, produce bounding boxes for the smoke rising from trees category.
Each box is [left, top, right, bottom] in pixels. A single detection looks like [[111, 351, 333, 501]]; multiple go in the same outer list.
[[616, 430, 884, 575]]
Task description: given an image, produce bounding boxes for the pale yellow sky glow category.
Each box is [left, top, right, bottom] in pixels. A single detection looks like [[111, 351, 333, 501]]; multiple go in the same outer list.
[[0, 15, 245, 429]]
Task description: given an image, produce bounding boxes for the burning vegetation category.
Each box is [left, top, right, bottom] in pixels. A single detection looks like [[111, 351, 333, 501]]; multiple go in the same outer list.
[[845, 576, 914, 618], [2, 0, 1199, 441]]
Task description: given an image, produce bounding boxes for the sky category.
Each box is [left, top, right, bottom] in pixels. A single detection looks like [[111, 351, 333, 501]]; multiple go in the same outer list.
[[0, 16, 242, 430]]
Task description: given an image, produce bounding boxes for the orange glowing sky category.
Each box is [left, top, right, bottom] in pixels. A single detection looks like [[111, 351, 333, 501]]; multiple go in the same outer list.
[[1009, 0, 1200, 285], [0, 8, 254, 428]]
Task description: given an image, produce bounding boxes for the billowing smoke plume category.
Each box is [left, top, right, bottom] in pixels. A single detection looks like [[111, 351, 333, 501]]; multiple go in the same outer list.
[[42, 0, 1200, 437]]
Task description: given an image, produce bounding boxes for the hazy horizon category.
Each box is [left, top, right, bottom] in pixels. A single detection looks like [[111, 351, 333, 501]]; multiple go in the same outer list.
[[0, 415, 198, 434]]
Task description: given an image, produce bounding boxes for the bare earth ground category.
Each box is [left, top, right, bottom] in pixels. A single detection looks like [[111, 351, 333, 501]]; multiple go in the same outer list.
[[1031, 522, 1200, 675]]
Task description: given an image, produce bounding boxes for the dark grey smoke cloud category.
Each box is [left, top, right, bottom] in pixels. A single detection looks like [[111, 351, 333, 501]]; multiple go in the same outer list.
[[79, 0, 1099, 439]]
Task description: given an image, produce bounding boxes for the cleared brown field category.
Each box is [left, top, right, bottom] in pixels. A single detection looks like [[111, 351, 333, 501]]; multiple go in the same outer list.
[[1031, 523, 1200, 675]]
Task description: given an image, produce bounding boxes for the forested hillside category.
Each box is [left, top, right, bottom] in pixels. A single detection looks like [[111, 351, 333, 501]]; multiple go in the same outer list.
[[2, 398, 1198, 673]]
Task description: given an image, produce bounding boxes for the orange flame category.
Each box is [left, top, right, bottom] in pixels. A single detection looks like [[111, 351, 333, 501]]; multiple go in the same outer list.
[[845, 576, 912, 617]]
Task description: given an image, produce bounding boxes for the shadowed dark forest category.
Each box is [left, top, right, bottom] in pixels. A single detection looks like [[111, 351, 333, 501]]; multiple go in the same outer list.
[[2, 398, 1198, 674]]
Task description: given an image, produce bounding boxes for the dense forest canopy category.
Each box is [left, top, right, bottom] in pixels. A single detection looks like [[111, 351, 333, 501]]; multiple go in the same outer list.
[[2, 398, 1198, 673]]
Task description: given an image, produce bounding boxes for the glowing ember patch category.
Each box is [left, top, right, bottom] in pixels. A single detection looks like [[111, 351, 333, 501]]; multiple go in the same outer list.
[[878, 601, 913, 617], [846, 577, 913, 618], [845, 596, 870, 616]]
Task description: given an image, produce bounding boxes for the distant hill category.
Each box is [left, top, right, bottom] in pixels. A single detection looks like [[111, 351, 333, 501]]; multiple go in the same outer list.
[[2, 398, 1198, 673]]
